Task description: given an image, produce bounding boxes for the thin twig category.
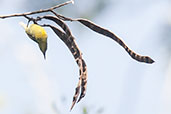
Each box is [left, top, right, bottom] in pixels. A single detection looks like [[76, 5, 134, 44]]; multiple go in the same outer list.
[[50, 10, 74, 21], [0, 0, 73, 19]]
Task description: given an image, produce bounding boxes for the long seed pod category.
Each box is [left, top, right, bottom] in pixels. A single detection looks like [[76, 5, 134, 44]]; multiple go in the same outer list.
[[42, 15, 72, 36], [42, 16, 88, 109], [43, 24, 87, 110], [76, 19, 154, 64], [54, 14, 155, 64]]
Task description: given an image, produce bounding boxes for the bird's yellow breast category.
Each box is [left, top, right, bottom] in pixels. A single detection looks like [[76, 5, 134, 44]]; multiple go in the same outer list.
[[26, 24, 47, 40]]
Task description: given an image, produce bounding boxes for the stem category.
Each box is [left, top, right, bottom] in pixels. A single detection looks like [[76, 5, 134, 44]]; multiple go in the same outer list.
[[0, 0, 73, 19], [50, 10, 74, 21]]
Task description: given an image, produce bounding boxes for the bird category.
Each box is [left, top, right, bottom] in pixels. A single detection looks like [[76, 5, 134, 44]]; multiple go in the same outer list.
[[19, 22, 48, 59]]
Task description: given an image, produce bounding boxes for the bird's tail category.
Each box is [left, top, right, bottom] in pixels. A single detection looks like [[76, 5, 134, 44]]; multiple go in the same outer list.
[[19, 22, 27, 30]]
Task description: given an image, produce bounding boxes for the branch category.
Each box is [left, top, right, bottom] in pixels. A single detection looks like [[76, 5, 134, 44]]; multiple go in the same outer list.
[[0, 0, 74, 19]]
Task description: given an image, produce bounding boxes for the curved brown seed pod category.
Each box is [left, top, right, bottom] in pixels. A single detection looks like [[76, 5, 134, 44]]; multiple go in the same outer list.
[[42, 16, 88, 104], [77, 59, 87, 103], [42, 16, 88, 107], [52, 14, 154, 64], [42, 15, 72, 36], [44, 24, 87, 110], [76, 19, 154, 64]]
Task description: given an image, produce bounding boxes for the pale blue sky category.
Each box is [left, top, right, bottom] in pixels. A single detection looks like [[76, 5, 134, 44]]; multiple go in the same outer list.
[[0, 0, 170, 114]]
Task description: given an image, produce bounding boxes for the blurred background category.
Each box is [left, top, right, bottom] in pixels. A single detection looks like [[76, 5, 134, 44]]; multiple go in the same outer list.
[[0, 0, 170, 114]]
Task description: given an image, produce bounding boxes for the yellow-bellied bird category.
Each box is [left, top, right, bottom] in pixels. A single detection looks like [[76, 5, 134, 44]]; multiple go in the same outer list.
[[19, 22, 48, 59]]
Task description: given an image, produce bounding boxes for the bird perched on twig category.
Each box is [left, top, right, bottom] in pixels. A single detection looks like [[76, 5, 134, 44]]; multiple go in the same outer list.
[[19, 22, 48, 59]]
